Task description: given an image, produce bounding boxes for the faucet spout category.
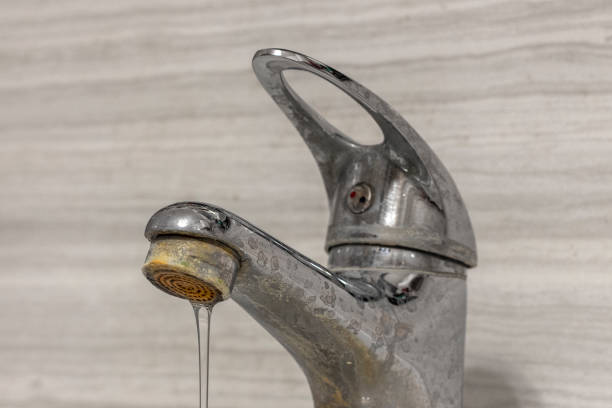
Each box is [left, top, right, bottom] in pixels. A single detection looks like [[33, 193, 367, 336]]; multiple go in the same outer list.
[[144, 202, 467, 408]]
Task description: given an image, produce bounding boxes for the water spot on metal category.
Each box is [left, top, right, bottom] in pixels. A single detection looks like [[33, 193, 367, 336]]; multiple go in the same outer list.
[[313, 307, 328, 316], [320, 286, 336, 307], [347, 319, 361, 335], [257, 251, 268, 266], [292, 287, 305, 300], [381, 313, 393, 336], [375, 336, 384, 347], [394, 323, 413, 340]]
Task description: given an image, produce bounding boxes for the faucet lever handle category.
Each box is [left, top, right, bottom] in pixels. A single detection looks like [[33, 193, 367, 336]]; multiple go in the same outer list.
[[252, 49, 361, 198], [252, 49, 432, 199], [252, 48, 477, 267]]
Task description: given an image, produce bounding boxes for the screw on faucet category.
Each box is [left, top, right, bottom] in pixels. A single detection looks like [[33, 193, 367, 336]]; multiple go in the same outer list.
[[347, 182, 373, 213]]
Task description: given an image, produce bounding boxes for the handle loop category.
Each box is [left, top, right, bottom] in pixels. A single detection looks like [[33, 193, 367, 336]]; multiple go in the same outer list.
[[252, 48, 437, 203], [252, 49, 477, 267]]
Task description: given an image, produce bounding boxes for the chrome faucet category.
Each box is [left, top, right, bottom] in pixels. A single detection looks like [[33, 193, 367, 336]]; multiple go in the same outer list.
[[142, 49, 477, 408]]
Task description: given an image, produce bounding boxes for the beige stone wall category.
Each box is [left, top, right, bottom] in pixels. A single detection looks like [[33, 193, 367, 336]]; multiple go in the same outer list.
[[1, 1, 611, 407]]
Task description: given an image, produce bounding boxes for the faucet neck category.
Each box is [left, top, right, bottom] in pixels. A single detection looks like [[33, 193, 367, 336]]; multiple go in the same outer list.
[[144, 202, 466, 408]]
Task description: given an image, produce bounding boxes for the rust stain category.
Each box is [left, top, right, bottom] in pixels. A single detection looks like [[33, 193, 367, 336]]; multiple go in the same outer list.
[[319, 375, 350, 408], [142, 236, 238, 303]]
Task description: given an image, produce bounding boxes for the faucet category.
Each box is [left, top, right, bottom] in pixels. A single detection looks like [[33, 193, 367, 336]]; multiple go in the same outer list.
[[141, 49, 477, 408]]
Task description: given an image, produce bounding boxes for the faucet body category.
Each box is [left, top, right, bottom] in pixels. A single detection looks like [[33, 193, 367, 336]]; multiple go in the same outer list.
[[143, 49, 477, 408]]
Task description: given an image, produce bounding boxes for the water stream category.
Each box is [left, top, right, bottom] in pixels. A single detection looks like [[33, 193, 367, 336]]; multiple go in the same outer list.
[[192, 303, 213, 408]]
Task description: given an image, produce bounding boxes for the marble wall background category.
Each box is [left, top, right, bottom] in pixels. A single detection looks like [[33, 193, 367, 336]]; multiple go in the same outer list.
[[1, 1, 611, 407]]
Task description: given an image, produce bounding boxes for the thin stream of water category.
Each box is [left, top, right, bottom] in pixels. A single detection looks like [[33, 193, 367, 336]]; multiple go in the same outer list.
[[192, 303, 213, 408]]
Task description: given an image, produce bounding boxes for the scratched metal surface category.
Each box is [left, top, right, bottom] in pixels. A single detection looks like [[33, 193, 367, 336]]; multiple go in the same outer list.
[[1, 1, 611, 407]]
